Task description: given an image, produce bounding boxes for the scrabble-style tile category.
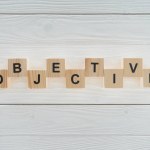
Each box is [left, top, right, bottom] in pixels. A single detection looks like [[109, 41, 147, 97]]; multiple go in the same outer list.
[[104, 69, 123, 88], [85, 58, 104, 77], [143, 69, 150, 87], [0, 70, 8, 88], [47, 59, 65, 77], [8, 59, 27, 77], [124, 58, 143, 77], [28, 70, 46, 88], [66, 70, 85, 88]]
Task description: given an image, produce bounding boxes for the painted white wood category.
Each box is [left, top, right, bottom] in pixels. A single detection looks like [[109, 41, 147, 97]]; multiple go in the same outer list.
[[0, 136, 150, 150], [0, 105, 150, 135], [0, 15, 150, 104], [0, 0, 150, 14], [0, 15, 149, 46]]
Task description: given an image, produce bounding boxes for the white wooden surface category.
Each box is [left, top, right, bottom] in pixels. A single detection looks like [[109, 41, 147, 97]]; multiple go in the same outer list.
[[1, 0, 150, 149]]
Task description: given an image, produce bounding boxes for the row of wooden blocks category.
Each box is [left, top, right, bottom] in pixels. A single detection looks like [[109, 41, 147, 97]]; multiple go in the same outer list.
[[0, 58, 150, 88]]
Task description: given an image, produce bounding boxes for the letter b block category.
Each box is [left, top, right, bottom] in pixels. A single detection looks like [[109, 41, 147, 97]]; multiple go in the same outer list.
[[66, 70, 85, 88], [8, 59, 27, 77], [28, 70, 46, 88], [124, 58, 143, 77]]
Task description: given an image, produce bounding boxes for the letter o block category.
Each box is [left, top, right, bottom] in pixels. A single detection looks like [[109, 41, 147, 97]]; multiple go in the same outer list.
[[66, 70, 85, 88], [8, 59, 27, 77], [0, 70, 8, 88]]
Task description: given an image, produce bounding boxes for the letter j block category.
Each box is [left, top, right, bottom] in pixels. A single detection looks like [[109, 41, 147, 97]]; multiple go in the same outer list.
[[8, 59, 27, 77], [28, 70, 46, 89]]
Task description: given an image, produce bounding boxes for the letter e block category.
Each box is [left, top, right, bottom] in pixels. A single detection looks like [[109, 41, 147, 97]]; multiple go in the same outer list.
[[8, 59, 27, 77], [66, 70, 85, 88], [124, 58, 143, 77], [85, 58, 104, 77], [104, 69, 123, 88], [28, 70, 46, 88], [47, 59, 65, 77], [143, 69, 150, 87], [0, 70, 8, 88]]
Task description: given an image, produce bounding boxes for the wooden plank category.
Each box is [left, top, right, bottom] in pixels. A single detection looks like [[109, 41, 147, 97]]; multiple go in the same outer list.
[[0, 0, 150, 14], [0, 136, 150, 150], [0, 15, 150, 103], [1, 105, 150, 135], [0, 15, 149, 46]]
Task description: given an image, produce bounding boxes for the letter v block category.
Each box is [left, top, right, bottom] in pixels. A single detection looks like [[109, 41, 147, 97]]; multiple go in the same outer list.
[[8, 59, 27, 77], [104, 69, 123, 88], [0, 70, 8, 88], [28, 70, 46, 88], [123, 58, 143, 77], [66, 70, 85, 88]]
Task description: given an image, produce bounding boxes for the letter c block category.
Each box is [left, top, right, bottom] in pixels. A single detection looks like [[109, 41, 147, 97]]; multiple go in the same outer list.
[[66, 70, 85, 88]]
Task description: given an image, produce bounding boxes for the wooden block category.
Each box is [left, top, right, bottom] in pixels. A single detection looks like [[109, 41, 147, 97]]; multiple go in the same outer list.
[[66, 70, 85, 88], [28, 70, 46, 89], [47, 59, 65, 77], [0, 70, 8, 88], [104, 69, 123, 88], [85, 58, 104, 77], [8, 58, 27, 77], [143, 69, 150, 87], [123, 58, 143, 77]]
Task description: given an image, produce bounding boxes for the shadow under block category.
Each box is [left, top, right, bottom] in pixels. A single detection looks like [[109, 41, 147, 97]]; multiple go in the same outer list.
[[8, 58, 27, 77], [85, 58, 104, 77], [143, 69, 150, 87], [104, 69, 123, 88], [28, 70, 46, 88], [123, 58, 143, 77], [0, 70, 8, 88], [47, 59, 65, 77], [66, 70, 85, 88]]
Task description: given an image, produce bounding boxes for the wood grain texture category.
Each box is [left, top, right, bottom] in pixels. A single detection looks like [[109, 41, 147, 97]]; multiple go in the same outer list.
[[1, 105, 150, 135], [0, 15, 149, 103], [0, 15, 149, 46], [0, 0, 150, 14], [1, 136, 150, 150]]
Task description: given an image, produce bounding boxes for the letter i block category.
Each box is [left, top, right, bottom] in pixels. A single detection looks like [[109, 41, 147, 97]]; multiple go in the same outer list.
[[85, 58, 104, 77], [123, 58, 143, 77], [8, 59, 27, 77], [143, 69, 150, 87], [104, 69, 123, 88], [66, 70, 85, 88], [0, 70, 8, 88], [47, 59, 65, 77], [28, 70, 46, 88]]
